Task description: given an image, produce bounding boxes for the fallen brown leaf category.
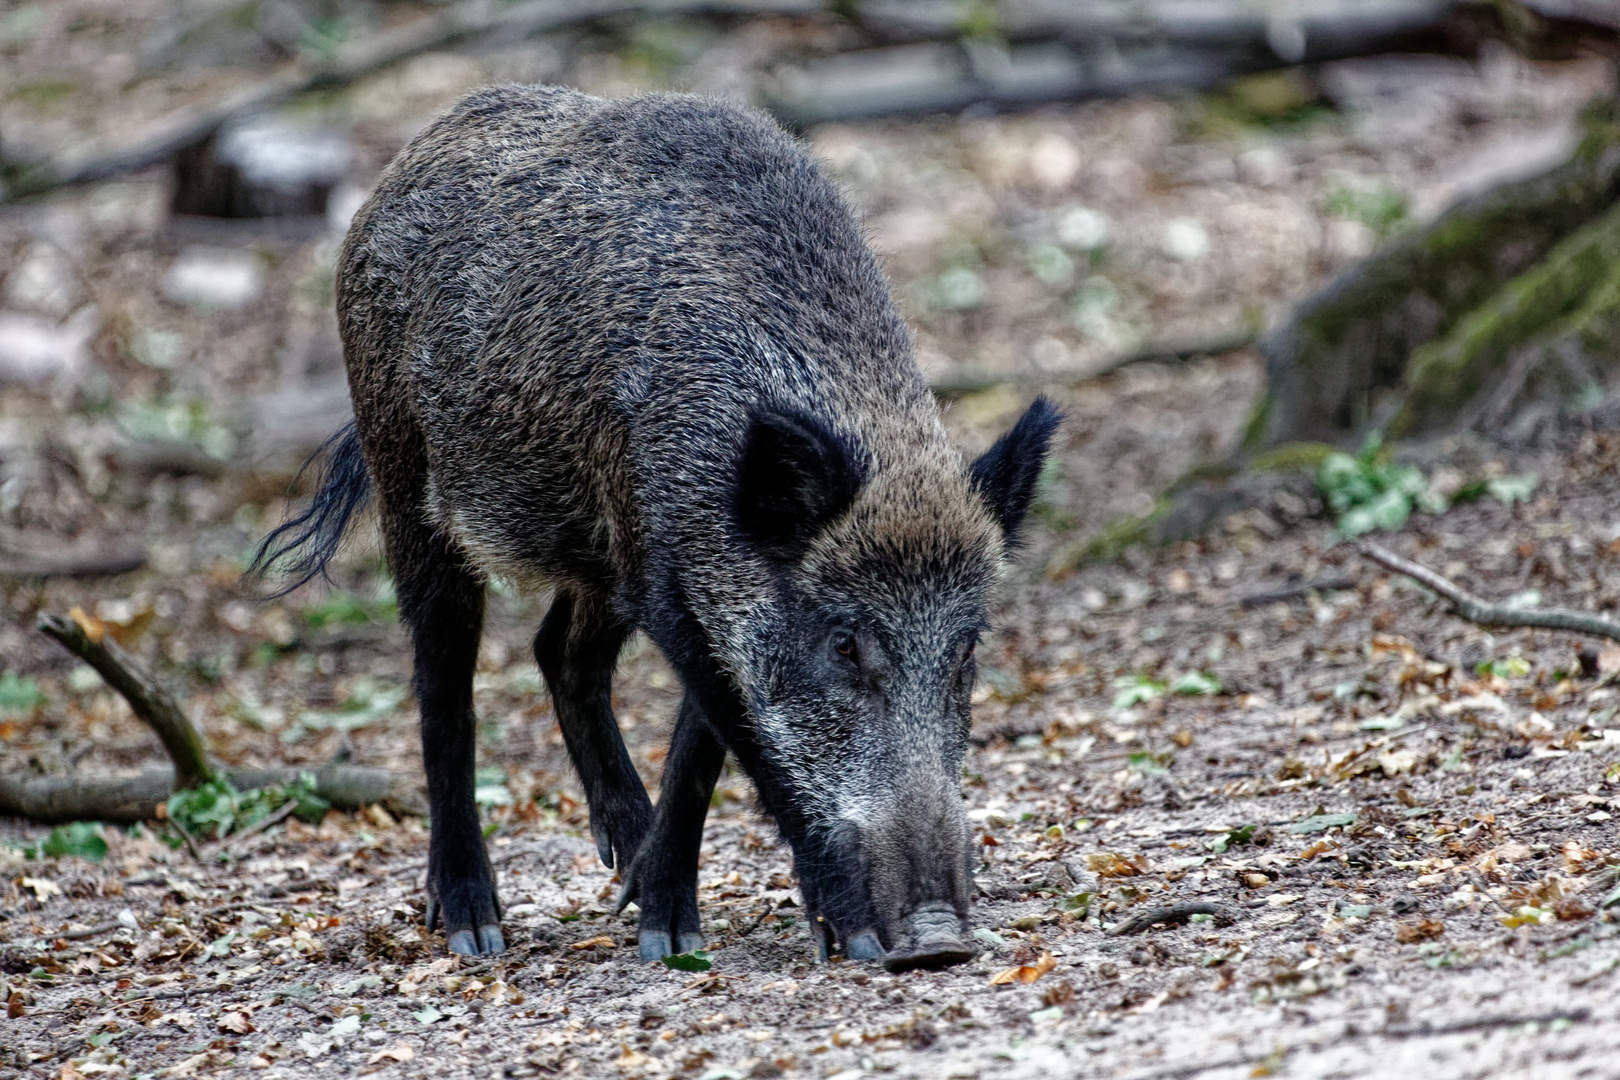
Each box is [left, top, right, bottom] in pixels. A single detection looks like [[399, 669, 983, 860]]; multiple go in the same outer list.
[[366, 1044, 415, 1065], [217, 1010, 253, 1034], [571, 935, 618, 950], [1395, 917, 1445, 943], [990, 951, 1056, 985]]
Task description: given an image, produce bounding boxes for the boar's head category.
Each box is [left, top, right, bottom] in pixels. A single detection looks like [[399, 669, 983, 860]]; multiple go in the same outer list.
[[728, 396, 1060, 971]]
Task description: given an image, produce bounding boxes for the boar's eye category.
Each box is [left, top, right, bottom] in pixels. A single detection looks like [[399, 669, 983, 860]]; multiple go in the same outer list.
[[831, 630, 858, 663]]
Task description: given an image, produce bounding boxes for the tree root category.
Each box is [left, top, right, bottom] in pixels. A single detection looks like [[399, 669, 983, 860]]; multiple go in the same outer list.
[[1360, 542, 1620, 642]]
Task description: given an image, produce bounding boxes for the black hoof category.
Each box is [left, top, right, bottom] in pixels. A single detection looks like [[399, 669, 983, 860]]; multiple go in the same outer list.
[[676, 931, 704, 954], [477, 924, 506, 954], [447, 929, 479, 956]]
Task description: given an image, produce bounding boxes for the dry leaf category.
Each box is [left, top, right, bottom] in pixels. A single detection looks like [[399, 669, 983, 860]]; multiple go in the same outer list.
[[989, 951, 1056, 985], [218, 1011, 254, 1034], [615, 1046, 651, 1069], [68, 606, 106, 644], [366, 1044, 415, 1065], [571, 935, 618, 950], [1087, 852, 1148, 877], [1395, 917, 1444, 943], [20, 877, 61, 901]]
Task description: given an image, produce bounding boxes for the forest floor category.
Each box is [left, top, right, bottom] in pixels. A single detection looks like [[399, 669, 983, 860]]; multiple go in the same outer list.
[[3, 4, 1620, 1079]]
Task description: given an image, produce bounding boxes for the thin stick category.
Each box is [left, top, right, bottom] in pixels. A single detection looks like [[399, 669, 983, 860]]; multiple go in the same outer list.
[[206, 800, 299, 858], [37, 611, 214, 789], [167, 814, 203, 862], [1359, 543, 1620, 643], [54, 920, 124, 941], [1107, 902, 1230, 936]]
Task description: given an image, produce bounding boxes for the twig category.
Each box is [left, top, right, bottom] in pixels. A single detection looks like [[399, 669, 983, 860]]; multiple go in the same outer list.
[[1107, 902, 1232, 936], [1385, 1006, 1591, 1038], [205, 800, 299, 858], [54, 920, 124, 941], [1239, 574, 1359, 609], [37, 610, 214, 789], [1360, 543, 1620, 643], [167, 815, 203, 862], [1, 0, 820, 202]]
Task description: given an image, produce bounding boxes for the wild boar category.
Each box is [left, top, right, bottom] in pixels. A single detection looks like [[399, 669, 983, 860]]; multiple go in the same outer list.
[[255, 84, 1060, 971]]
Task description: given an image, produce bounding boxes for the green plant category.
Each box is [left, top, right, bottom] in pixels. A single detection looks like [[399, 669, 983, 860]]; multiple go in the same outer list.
[[1326, 184, 1410, 240], [1111, 675, 1165, 711], [1316, 434, 1446, 538], [164, 774, 328, 844], [12, 821, 108, 861], [0, 673, 43, 714], [303, 581, 397, 630]]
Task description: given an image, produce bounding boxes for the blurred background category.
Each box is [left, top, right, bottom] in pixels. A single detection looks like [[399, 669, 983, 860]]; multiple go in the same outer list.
[[3, 0, 1620, 803]]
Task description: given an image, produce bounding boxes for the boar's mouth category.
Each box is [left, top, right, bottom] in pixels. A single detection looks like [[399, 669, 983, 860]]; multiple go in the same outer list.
[[880, 901, 976, 972]]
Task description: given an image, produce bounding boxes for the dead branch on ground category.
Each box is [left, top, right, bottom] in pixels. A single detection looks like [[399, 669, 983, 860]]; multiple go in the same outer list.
[[37, 611, 214, 790], [0, 610, 426, 825], [1360, 542, 1620, 642]]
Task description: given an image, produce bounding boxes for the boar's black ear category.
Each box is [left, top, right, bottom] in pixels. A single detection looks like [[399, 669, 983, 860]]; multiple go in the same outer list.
[[734, 409, 865, 561], [969, 396, 1062, 547]]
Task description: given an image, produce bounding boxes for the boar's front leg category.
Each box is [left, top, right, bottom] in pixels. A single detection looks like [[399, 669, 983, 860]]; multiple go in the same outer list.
[[534, 589, 654, 872], [616, 693, 726, 960]]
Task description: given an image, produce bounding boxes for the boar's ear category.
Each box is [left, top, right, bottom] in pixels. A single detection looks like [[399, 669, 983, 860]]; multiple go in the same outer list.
[[734, 409, 865, 561], [969, 395, 1062, 547]]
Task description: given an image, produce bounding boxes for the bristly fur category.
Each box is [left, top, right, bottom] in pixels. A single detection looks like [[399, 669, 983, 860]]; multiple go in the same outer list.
[[248, 420, 371, 596], [265, 84, 1062, 964]]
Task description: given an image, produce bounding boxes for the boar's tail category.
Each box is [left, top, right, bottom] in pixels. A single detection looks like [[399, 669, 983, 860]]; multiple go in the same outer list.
[[249, 420, 372, 596]]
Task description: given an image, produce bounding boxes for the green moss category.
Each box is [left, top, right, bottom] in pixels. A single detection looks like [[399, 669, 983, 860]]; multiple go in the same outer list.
[[1046, 497, 1170, 576], [1262, 119, 1620, 444], [1392, 200, 1620, 436]]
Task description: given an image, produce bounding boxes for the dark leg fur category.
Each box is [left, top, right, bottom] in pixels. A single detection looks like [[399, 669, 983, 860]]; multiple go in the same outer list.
[[397, 547, 503, 956], [533, 591, 653, 872], [616, 694, 726, 960]]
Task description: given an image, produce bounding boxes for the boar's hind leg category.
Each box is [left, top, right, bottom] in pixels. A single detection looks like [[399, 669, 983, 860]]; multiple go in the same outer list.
[[616, 694, 726, 960], [534, 590, 653, 872], [391, 530, 502, 956]]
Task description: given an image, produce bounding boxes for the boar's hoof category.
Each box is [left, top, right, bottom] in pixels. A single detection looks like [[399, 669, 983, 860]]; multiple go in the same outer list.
[[845, 930, 885, 961], [638, 931, 704, 962], [882, 908, 975, 973], [446, 925, 506, 957]]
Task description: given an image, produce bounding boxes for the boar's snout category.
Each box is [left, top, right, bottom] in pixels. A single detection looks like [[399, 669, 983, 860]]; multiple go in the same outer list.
[[884, 902, 976, 972], [857, 784, 977, 972]]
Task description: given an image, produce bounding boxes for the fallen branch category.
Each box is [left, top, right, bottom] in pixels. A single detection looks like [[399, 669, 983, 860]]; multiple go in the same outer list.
[[1, 610, 427, 824], [0, 763, 427, 824], [1107, 901, 1232, 936], [1359, 543, 1620, 642], [204, 799, 299, 858], [37, 611, 213, 790], [1, 0, 819, 202]]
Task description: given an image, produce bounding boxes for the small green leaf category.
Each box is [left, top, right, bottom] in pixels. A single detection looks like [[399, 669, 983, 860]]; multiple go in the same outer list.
[[1359, 716, 1404, 731], [661, 950, 713, 972], [1126, 752, 1171, 777], [1288, 813, 1356, 834], [0, 672, 43, 714], [1207, 823, 1256, 854], [1337, 903, 1372, 919], [1057, 892, 1093, 915], [413, 1004, 443, 1024], [1485, 474, 1538, 506], [1172, 671, 1221, 696], [41, 822, 108, 861], [972, 927, 1007, 946], [1111, 675, 1166, 711]]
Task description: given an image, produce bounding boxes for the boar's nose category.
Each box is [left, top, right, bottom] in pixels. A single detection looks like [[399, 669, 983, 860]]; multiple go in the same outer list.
[[882, 901, 976, 973]]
